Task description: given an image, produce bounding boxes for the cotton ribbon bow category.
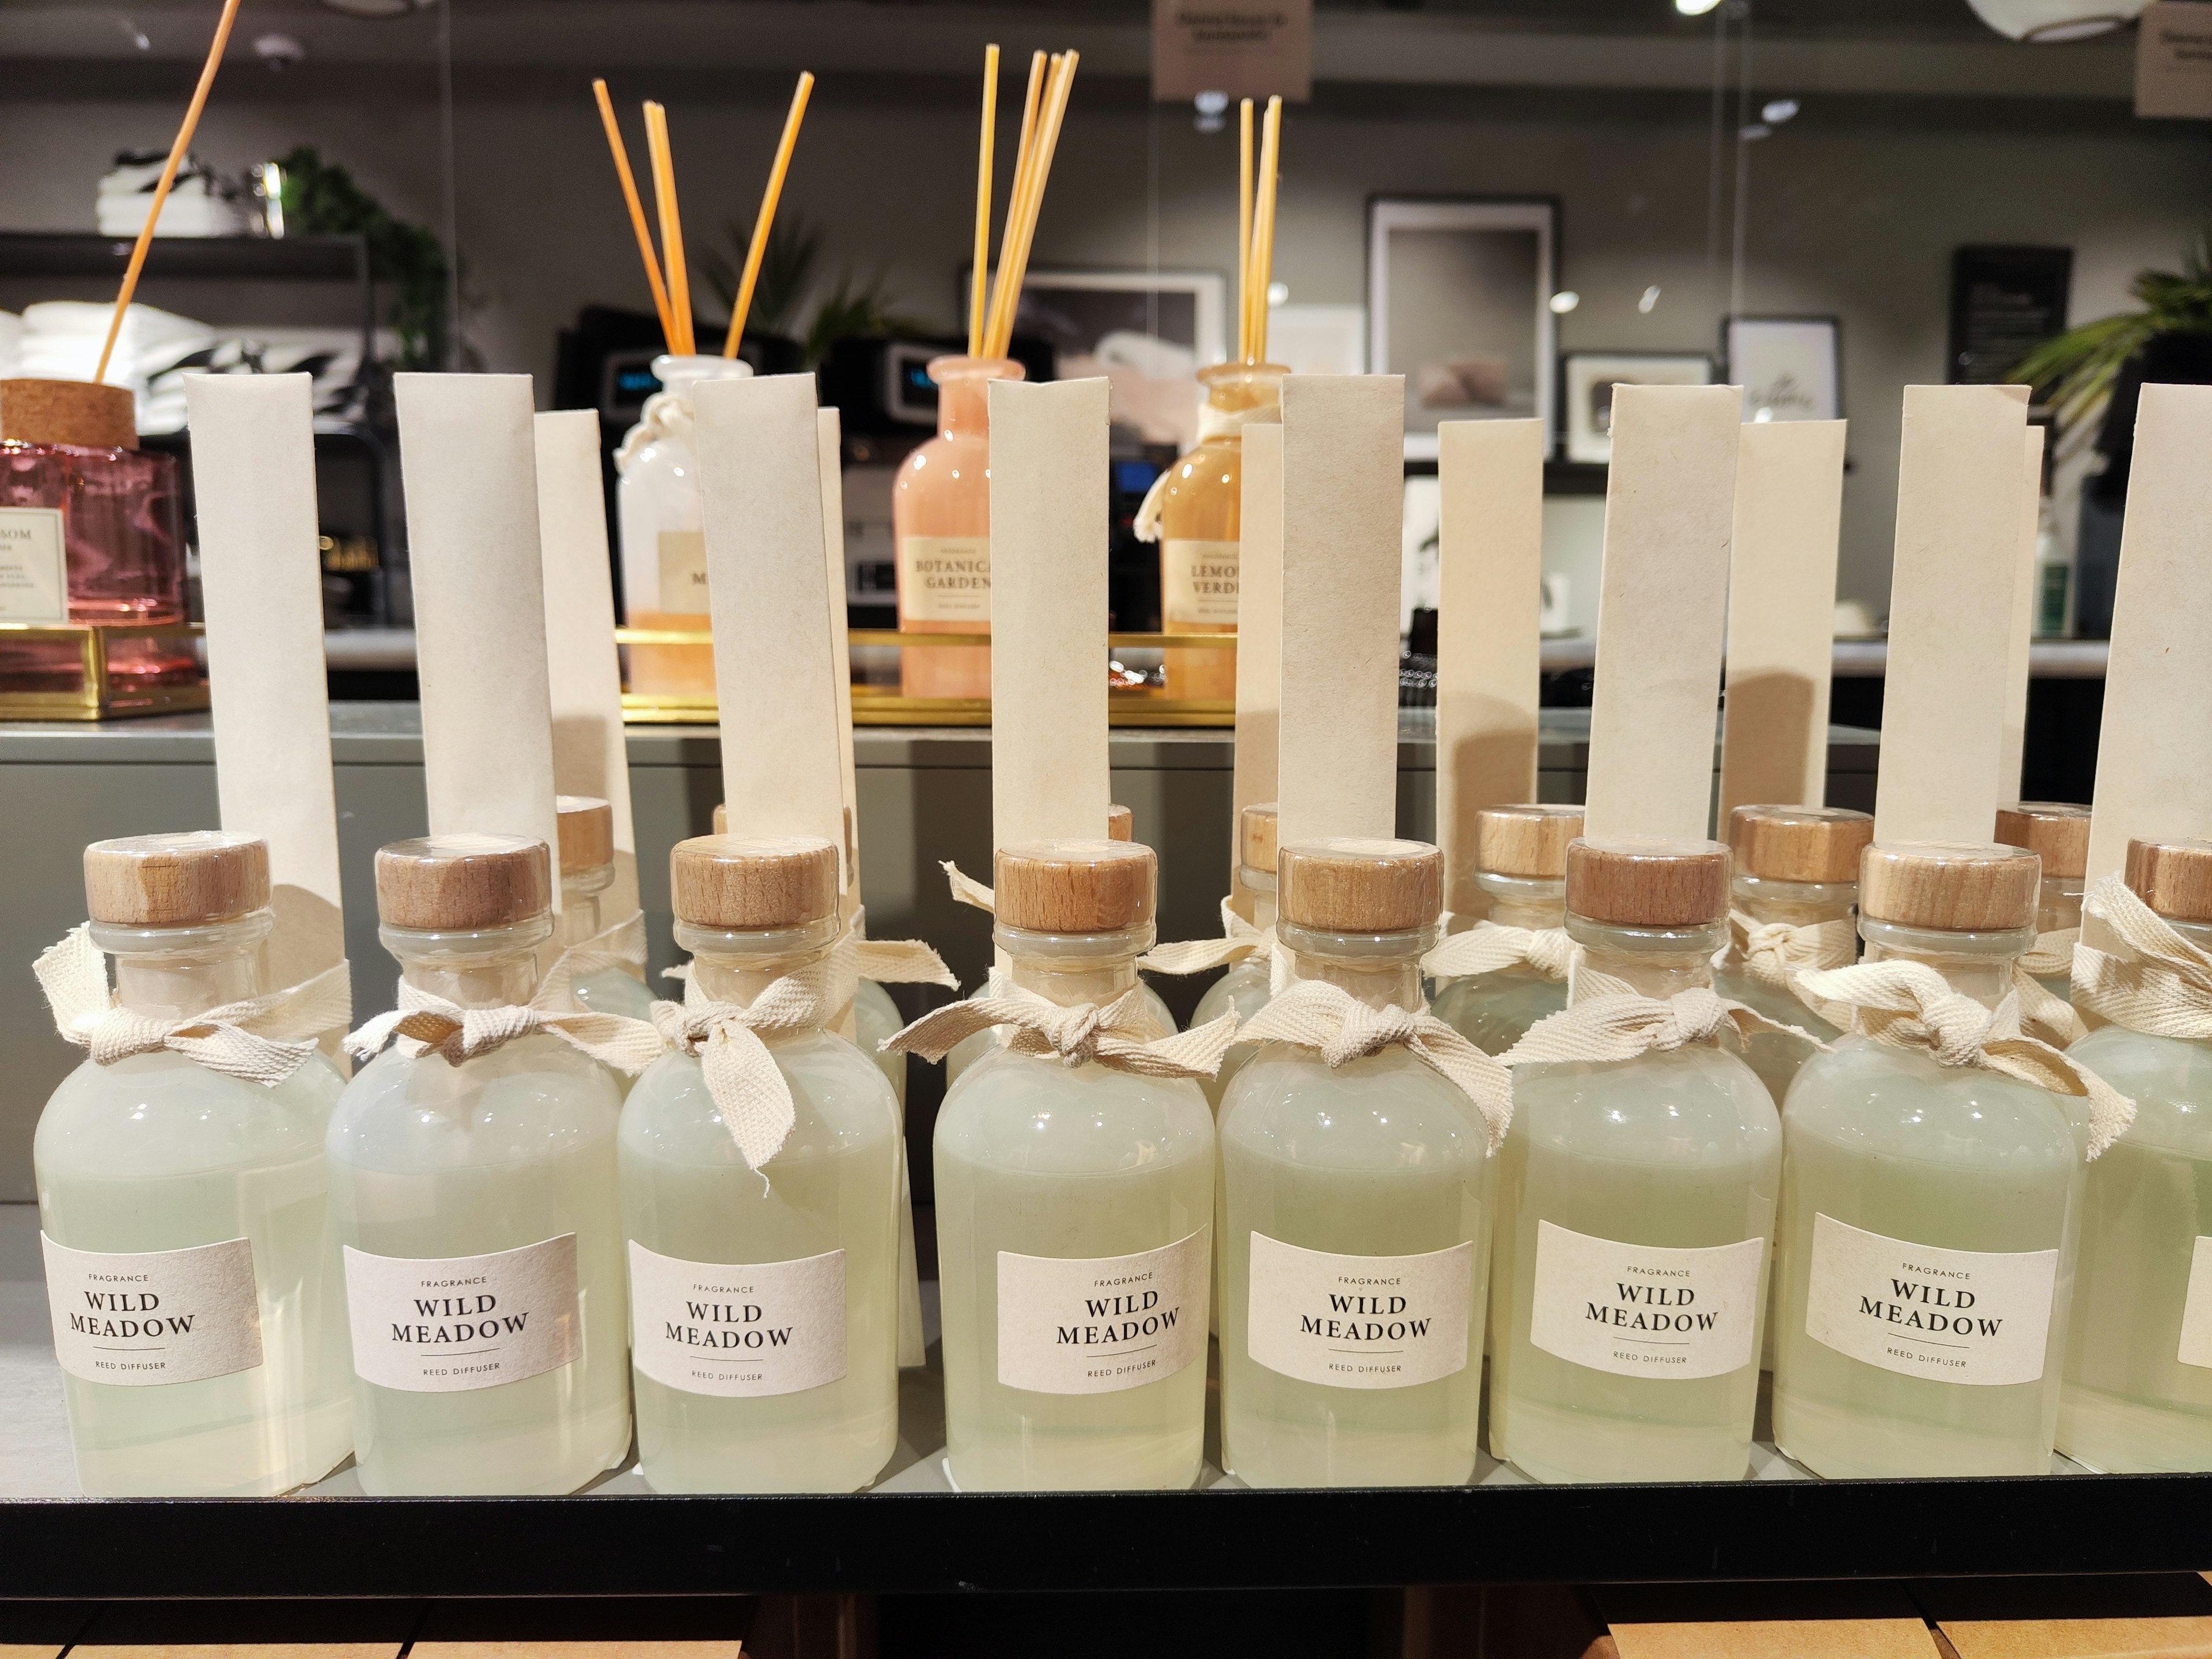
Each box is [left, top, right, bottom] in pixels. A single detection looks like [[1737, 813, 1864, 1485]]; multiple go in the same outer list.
[[2009, 925, 2089, 1048], [1139, 897, 1275, 976], [942, 861, 997, 913], [1421, 919, 1576, 986], [884, 980, 1238, 1079], [1499, 963, 1828, 1073], [649, 941, 862, 1171], [852, 935, 960, 989], [537, 908, 648, 1010], [35, 923, 352, 1086], [345, 979, 663, 1075], [1710, 910, 1858, 1029], [1130, 404, 1277, 544], [1234, 978, 1515, 1152], [2071, 876, 2212, 1044], [1794, 956, 2133, 1158]]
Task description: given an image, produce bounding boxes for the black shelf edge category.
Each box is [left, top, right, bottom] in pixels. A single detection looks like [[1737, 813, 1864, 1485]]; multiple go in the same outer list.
[[0, 232, 368, 282], [2, 1473, 2207, 1599]]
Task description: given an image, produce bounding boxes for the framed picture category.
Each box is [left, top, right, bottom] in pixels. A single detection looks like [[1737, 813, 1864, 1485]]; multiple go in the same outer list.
[[1724, 316, 1842, 423], [1560, 351, 1714, 464], [1265, 302, 1366, 376], [961, 265, 1228, 449], [1368, 197, 1558, 461]]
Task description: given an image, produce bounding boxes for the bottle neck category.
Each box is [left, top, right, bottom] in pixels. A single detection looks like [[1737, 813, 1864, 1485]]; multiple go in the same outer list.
[[1476, 870, 1566, 932], [1858, 916, 2035, 1010], [1566, 915, 1726, 998], [385, 918, 552, 1010], [1734, 873, 1857, 929], [932, 359, 1020, 440], [1238, 869, 1278, 931], [681, 917, 841, 1018], [998, 923, 1150, 1008], [96, 914, 272, 1020], [556, 880, 606, 947], [1277, 921, 1432, 1011], [2038, 876, 2084, 936]]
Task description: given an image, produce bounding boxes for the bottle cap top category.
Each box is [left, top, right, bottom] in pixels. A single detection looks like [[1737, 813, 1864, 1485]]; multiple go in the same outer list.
[[672, 835, 840, 930], [1106, 803, 1134, 843], [376, 835, 550, 931], [84, 832, 269, 926], [555, 796, 615, 875], [1278, 838, 1442, 933], [1728, 805, 1875, 885], [2125, 838, 2212, 924], [1239, 802, 1279, 875], [1567, 837, 1731, 927], [1476, 804, 1585, 880], [994, 840, 1156, 933], [1859, 842, 2040, 932], [1995, 802, 2092, 881]]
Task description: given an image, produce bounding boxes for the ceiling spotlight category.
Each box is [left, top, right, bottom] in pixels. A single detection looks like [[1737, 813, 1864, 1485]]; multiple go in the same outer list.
[[1676, 0, 1723, 13], [1638, 285, 1661, 314], [1549, 291, 1580, 315], [1194, 89, 1228, 134], [253, 32, 305, 68], [117, 16, 151, 50], [1964, 0, 2146, 39], [1762, 97, 1800, 123]]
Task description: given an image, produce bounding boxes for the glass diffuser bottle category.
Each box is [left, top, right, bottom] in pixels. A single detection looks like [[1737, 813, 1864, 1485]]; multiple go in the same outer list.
[[1431, 804, 1584, 1055], [1217, 836, 1494, 1487], [1489, 838, 1780, 1484], [620, 835, 902, 1492], [2058, 837, 2212, 1472], [1996, 802, 2092, 1005], [327, 835, 631, 1494], [1771, 841, 2083, 1479], [35, 832, 351, 1496], [1191, 802, 1281, 1113], [934, 839, 1215, 1490], [555, 796, 652, 1020]]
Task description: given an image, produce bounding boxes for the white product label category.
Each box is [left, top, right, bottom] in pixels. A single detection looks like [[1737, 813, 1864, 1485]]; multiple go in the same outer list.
[[1804, 1212, 2058, 1387], [41, 1233, 263, 1387], [656, 529, 710, 615], [1245, 1232, 1473, 1390], [342, 1234, 581, 1394], [627, 1240, 846, 1398], [897, 535, 990, 624], [2177, 1237, 2212, 1369], [0, 507, 68, 622], [1161, 538, 1240, 628], [996, 1228, 1209, 1395], [1527, 1220, 1766, 1381]]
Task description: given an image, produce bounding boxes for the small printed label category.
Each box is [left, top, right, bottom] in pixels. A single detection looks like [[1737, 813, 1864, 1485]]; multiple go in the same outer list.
[[0, 507, 68, 623], [1161, 538, 1240, 628], [41, 1233, 263, 1387], [627, 1240, 846, 1398], [997, 1228, 1208, 1395], [343, 1234, 581, 1394], [2177, 1237, 2212, 1369], [1804, 1212, 2058, 1387], [898, 535, 990, 623], [1527, 1221, 1765, 1381], [657, 529, 710, 615], [1245, 1232, 1473, 1389]]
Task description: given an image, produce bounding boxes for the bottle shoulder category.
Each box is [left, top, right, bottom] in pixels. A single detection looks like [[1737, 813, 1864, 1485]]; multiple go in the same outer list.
[[1194, 960, 1272, 1028], [1509, 1042, 1781, 1165], [621, 1031, 899, 1168], [327, 1032, 621, 1174], [37, 1050, 342, 1179], [933, 1047, 1214, 1174], [2071, 1025, 2212, 1156], [1219, 1045, 1486, 1171], [1783, 1035, 2082, 1169]]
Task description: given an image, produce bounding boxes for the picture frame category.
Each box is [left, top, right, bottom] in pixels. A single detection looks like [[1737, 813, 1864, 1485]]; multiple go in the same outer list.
[[1560, 351, 1715, 464], [1724, 315, 1843, 423], [1367, 196, 1558, 461]]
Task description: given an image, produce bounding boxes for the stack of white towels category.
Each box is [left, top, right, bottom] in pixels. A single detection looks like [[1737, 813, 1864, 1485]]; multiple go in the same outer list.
[[96, 150, 255, 240]]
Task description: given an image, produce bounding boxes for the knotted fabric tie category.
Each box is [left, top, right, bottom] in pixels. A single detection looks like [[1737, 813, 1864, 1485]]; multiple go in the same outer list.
[[1139, 897, 1275, 975], [2072, 876, 2212, 1045], [2008, 924, 2088, 1047], [853, 935, 959, 988], [884, 980, 1237, 1078], [1500, 963, 1827, 1072], [1131, 404, 1278, 543], [1710, 910, 1858, 1030], [346, 979, 663, 1075], [2020, 926, 2080, 981], [36, 924, 352, 1086], [1234, 978, 1514, 1152], [1796, 957, 2133, 1158], [942, 861, 996, 914], [649, 942, 861, 1170], [1422, 919, 1576, 985], [538, 909, 648, 1010], [612, 388, 691, 475]]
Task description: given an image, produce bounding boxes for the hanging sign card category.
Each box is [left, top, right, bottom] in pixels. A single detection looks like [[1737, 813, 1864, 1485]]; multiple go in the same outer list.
[[1998, 424, 2047, 802], [1232, 419, 1284, 888], [820, 407, 861, 891]]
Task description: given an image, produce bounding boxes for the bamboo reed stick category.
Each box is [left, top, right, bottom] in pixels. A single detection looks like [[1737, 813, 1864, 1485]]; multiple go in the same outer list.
[[987, 50, 1077, 359], [1237, 99, 1253, 363], [722, 71, 816, 358], [968, 45, 1000, 359], [643, 101, 694, 355], [94, 0, 245, 384], [1250, 96, 1282, 366], [982, 50, 1049, 359], [592, 79, 675, 350]]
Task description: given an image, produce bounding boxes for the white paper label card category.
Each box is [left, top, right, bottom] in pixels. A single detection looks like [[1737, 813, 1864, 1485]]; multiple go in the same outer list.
[[42, 1233, 263, 1387], [627, 1240, 847, 1398], [1804, 1212, 2057, 1387], [898, 535, 991, 623], [1245, 1232, 1474, 1389], [1162, 539, 1241, 627], [0, 507, 67, 622], [2177, 1236, 2212, 1369], [1525, 1220, 1764, 1381], [995, 1228, 1209, 1395], [343, 1234, 581, 1394], [656, 530, 710, 615]]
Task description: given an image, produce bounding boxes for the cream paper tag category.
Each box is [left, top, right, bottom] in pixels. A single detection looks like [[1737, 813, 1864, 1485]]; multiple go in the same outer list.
[[1717, 419, 1847, 819], [1526, 1220, 1763, 1381], [989, 378, 1112, 851], [1277, 374, 1404, 850], [655, 530, 710, 615], [1232, 422, 1284, 880], [187, 374, 348, 994], [1436, 418, 1543, 921], [694, 376, 849, 881], [1873, 384, 2031, 844], [394, 374, 563, 900], [1162, 539, 1240, 627], [996, 1228, 1209, 1395], [1583, 384, 1743, 843], [627, 1240, 847, 1398], [2177, 1236, 2212, 1369], [41, 1233, 263, 1387], [0, 507, 67, 622], [2086, 384, 2212, 883], [343, 1234, 581, 1394], [819, 408, 861, 885], [1998, 425, 2047, 800], [897, 536, 991, 623], [1803, 1211, 2056, 1387], [1245, 1232, 1473, 1390]]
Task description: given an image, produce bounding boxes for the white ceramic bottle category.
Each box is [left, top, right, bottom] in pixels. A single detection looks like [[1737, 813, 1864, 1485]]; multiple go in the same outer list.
[[554, 796, 652, 1020], [1490, 838, 1781, 1484], [327, 835, 632, 1495], [934, 839, 1216, 1490], [620, 834, 902, 1492], [2059, 836, 2212, 1471], [1430, 805, 1584, 1055], [1995, 802, 2092, 1006], [1190, 803, 1281, 1114], [1771, 841, 2084, 1479], [1217, 837, 1494, 1487], [35, 832, 351, 1497]]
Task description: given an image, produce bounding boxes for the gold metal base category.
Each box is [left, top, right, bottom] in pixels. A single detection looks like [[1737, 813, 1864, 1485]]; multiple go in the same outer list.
[[0, 620, 207, 722]]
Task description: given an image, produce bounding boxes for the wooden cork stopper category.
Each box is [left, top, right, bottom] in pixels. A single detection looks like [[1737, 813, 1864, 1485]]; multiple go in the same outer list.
[[1278, 838, 1442, 933], [84, 832, 268, 926], [1995, 802, 2091, 881], [712, 802, 728, 835], [671, 835, 840, 929], [1107, 804, 1134, 842], [1239, 802, 1279, 876], [1, 378, 136, 451], [376, 835, 551, 930], [1567, 838, 1731, 927], [994, 840, 1156, 933], [1477, 804, 1584, 879], [2126, 838, 2212, 924], [1729, 805, 1874, 885], [555, 796, 615, 874], [1859, 842, 2040, 932]]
